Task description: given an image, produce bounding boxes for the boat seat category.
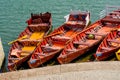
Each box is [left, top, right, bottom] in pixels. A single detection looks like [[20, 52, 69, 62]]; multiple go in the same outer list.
[[9, 58, 20, 60], [41, 45, 60, 53], [52, 36, 71, 41], [73, 41, 89, 46], [28, 23, 49, 27], [101, 17, 120, 24], [65, 21, 85, 27], [41, 45, 59, 50], [66, 49, 77, 52], [107, 39, 120, 44], [34, 53, 46, 56], [11, 49, 21, 58], [101, 47, 112, 50], [20, 53, 29, 56], [85, 32, 104, 36]]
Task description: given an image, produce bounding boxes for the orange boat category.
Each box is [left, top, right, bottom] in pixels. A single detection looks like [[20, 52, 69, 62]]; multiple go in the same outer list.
[[57, 8, 120, 64], [94, 28, 120, 61], [7, 12, 52, 71], [28, 11, 90, 68]]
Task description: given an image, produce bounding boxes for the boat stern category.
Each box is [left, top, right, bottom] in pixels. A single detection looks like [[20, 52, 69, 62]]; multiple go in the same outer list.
[[116, 49, 120, 60], [28, 59, 41, 68]]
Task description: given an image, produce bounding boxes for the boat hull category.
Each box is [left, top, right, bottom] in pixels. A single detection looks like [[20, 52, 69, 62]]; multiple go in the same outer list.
[[28, 49, 62, 68]]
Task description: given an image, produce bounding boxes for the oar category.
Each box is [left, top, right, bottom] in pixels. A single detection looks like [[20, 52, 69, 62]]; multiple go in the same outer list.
[[44, 31, 64, 38], [8, 35, 28, 45]]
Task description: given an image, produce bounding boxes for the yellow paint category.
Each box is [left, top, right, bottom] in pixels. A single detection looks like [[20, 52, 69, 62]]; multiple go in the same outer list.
[[21, 46, 36, 57], [116, 49, 120, 60], [22, 46, 35, 52], [29, 32, 45, 40]]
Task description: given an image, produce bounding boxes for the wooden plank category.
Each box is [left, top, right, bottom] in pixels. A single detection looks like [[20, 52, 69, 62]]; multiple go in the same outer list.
[[101, 17, 120, 23], [107, 39, 120, 44], [9, 58, 20, 60], [101, 47, 112, 50], [73, 41, 89, 46], [85, 32, 104, 36], [66, 49, 77, 52]]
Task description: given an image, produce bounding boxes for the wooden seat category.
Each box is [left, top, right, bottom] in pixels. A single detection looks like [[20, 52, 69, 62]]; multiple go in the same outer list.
[[85, 32, 104, 36], [9, 58, 20, 60], [66, 49, 77, 52], [20, 53, 29, 56], [11, 49, 21, 58], [101, 47, 112, 50], [101, 17, 120, 24], [28, 23, 48, 27], [34, 53, 46, 56], [52, 36, 71, 40], [73, 41, 89, 46], [107, 39, 120, 44], [41, 45, 59, 50]]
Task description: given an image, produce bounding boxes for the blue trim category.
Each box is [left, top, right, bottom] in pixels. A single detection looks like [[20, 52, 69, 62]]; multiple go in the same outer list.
[[96, 52, 102, 57], [30, 59, 37, 64]]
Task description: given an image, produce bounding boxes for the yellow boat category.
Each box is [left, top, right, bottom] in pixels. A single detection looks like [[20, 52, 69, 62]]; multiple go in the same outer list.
[[7, 12, 52, 71]]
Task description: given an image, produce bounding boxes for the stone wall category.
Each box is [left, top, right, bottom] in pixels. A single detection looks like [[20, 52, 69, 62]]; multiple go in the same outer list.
[[0, 61, 120, 80]]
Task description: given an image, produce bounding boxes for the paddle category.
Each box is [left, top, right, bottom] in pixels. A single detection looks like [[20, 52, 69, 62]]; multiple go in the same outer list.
[[8, 35, 28, 45], [44, 31, 64, 38]]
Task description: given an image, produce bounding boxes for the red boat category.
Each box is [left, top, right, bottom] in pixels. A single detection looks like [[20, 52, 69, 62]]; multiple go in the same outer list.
[[57, 8, 120, 64], [7, 12, 52, 71], [28, 11, 90, 68], [94, 28, 120, 61]]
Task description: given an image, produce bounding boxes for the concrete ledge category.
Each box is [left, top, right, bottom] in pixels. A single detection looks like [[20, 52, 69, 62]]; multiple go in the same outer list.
[[0, 61, 120, 80]]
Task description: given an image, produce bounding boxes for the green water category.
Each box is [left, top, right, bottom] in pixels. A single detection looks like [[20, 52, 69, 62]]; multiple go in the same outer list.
[[0, 0, 120, 71]]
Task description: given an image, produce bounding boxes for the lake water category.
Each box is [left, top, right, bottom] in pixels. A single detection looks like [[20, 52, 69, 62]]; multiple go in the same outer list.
[[0, 0, 120, 71]]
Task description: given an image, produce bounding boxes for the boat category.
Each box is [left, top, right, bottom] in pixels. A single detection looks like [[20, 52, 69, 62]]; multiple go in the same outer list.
[[57, 7, 120, 64], [0, 38, 5, 72], [94, 7, 120, 61], [7, 12, 52, 71], [116, 48, 120, 60], [94, 29, 120, 61], [28, 10, 90, 68]]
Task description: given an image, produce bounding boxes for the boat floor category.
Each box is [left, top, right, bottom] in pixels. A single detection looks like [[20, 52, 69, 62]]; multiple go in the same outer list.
[[29, 31, 45, 40], [20, 46, 36, 57], [39, 43, 64, 58], [63, 28, 81, 38]]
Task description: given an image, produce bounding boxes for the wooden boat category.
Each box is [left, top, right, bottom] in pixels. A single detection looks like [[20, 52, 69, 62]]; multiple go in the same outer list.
[[94, 29, 120, 61], [94, 7, 120, 61], [0, 38, 5, 72], [57, 8, 120, 64], [116, 49, 120, 60], [7, 12, 52, 71], [28, 11, 90, 68]]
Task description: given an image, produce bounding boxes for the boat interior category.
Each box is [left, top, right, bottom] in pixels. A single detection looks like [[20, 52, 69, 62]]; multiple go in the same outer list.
[[96, 30, 120, 56], [61, 19, 120, 56]]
